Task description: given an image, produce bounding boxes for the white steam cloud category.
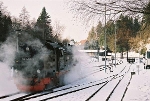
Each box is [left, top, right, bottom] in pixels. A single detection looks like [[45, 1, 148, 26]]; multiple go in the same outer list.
[[0, 35, 18, 96], [63, 46, 92, 84], [0, 36, 16, 67]]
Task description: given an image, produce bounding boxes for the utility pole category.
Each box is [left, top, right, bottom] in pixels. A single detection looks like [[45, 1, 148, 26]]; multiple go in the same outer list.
[[96, 30, 99, 62], [104, 4, 107, 73], [43, 22, 46, 43], [115, 18, 117, 68], [15, 29, 21, 52]]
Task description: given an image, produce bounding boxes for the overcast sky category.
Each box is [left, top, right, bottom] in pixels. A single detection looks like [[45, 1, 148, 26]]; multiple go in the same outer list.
[[0, 0, 92, 42]]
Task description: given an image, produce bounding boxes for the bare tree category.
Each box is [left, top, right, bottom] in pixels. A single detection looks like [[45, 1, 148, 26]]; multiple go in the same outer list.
[[69, 0, 149, 22], [19, 6, 30, 29], [52, 20, 65, 42]]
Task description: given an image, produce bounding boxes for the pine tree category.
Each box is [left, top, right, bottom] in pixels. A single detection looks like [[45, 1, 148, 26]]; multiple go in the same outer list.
[[36, 7, 52, 42], [133, 18, 141, 36], [86, 27, 98, 49], [0, 10, 12, 42], [96, 21, 104, 47]]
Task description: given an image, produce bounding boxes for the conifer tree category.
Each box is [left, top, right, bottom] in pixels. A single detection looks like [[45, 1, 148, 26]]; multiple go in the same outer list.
[[36, 7, 52, 42], [0, 10, 12, 42], [96, 21, 104, 47]]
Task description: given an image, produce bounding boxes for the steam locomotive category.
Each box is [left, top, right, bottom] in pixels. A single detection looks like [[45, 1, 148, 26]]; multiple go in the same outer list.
[[12, 40, 74, 92]]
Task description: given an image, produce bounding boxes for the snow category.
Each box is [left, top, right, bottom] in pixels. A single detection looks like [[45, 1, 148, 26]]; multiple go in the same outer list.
[[124, 67, 150, 101], [1, 57, 150, 101]]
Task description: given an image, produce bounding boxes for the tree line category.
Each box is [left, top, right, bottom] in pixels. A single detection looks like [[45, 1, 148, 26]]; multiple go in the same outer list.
[[72, 0, 150, 56], [0, 2, 69, 45], [85, 14, 148, 56]]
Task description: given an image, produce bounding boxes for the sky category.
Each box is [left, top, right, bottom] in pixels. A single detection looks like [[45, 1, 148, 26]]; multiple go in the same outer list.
[[0, 0, 93, 42]]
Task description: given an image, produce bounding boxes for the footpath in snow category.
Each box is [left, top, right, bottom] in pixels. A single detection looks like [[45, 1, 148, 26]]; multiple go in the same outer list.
[[124, 63, 150, 101]]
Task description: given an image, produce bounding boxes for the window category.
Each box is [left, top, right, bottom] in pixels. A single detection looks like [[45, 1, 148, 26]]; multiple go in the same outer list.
[[147, 51, 150, 58]]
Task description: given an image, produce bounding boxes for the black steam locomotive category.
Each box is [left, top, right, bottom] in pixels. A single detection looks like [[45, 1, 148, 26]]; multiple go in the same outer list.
[[13, 40, 74, 92]]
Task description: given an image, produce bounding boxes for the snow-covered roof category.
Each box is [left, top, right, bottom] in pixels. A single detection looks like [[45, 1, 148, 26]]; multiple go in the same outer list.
[[78, 50, 105, 53]]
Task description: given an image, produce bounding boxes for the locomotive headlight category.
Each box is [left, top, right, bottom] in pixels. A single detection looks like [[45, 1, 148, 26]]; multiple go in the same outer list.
[[37, 69, 40, 74], [26, 47, 29, 51]]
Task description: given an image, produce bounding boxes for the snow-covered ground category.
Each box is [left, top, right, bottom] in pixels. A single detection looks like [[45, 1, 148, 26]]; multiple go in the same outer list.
[[0, 58, 150, 101], [124, 65, 150, 101]]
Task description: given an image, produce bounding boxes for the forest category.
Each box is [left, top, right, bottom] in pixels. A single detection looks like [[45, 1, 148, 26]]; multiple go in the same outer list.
[[85, 15, 142, 53], [78, 0, 150, 56], [0, 0, 150, 56], [0, 2, 69, 46]]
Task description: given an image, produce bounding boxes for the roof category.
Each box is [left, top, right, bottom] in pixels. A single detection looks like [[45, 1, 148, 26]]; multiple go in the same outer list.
[[79, 40, 87, 45], [78, 50, 105, 53]]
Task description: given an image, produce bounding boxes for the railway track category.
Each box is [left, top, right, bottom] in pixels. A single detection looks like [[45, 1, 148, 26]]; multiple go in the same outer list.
[[0, 92, 21, 99], [86, 64, 132, 101], [38, 63, 132, 101], [0, 59, 126, 101], [6, 66, 113, 100]]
